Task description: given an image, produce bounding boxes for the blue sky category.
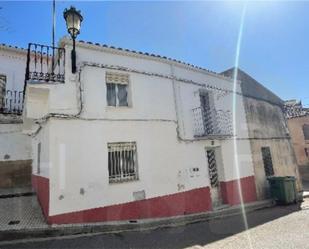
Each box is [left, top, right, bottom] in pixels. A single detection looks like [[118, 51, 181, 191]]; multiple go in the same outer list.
[[0, 1, 308, 106]]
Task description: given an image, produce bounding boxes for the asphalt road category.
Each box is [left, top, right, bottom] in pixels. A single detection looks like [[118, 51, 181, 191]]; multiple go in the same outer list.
[[1, 199, 308, 249]]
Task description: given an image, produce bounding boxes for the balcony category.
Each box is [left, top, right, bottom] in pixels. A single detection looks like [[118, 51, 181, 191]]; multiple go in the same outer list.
[[0, 90, 23, 115], [25, 43, 65, 84], [192, 107, 233, 139]]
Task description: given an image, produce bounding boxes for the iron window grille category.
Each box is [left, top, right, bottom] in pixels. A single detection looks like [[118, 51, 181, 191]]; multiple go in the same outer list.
[[108, 142, 138, 183], [261, 147, 274, 177], [106, 72, 129, 107], [0, 89, 24, 114], [0, 75, 6, 111]]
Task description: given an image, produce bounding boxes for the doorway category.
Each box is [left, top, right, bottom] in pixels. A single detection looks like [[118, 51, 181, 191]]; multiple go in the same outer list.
[[206, 147, 222, 208]]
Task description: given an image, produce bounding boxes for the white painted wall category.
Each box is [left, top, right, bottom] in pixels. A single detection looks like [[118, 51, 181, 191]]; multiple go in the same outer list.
[[0, 123, 31, 161], [0, 46, 27, 93], [26, 39, 254, 215], [0, 46, 32, 163]]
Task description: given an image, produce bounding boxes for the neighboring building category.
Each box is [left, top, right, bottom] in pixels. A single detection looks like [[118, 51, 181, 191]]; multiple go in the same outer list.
[[221, 68, 301, 200], [24, 38, 258, 224], [284, 100, 309, 173], [0, 44, 32, 189]]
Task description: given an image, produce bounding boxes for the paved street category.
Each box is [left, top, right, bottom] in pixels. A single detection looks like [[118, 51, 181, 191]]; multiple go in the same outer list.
[[1, 198, 308, 249]]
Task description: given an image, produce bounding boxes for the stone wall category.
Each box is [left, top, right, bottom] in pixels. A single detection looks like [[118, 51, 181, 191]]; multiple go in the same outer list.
[[286, 116, 309, 167], [243, 97, 301, 199], [0, 159, 32, 188]]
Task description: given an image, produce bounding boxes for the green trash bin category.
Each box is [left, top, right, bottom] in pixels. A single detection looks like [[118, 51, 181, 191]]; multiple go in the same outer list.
[[267, 176, 297, 204]]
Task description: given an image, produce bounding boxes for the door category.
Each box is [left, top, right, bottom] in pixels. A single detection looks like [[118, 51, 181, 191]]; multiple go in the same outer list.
[[206, 148, 222, 208]]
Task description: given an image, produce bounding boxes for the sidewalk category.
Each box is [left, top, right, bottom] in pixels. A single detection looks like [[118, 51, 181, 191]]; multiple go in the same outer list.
[[0, 194, 275, 242], [0, 187, 33, 198]]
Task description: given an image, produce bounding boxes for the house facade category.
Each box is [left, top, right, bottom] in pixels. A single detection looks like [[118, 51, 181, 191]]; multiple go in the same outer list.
[[284, 100, 309, 184], [221, 68, 301, 200], [24, 38, 257, 224], [0, 44, 32, 189]]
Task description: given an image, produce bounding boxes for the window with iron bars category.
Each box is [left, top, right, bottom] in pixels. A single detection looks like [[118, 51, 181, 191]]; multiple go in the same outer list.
[[0, 75, 6, 110], [108, 142, 138, 183]]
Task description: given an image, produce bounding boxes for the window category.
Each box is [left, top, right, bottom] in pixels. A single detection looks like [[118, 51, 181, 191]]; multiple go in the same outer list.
[[261, 147, 274, 177], [108, 142, 138, 183], [305, 148, 309, 158], [106, 72, 129, 107], [303, 124, 309, 140], [37, 142, 41, 174], [0, 74, 6, 109]]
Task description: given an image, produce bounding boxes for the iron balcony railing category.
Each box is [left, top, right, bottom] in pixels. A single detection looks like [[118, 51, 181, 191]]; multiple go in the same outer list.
[[25, 43, 65, 83], [0, 90, 23, 115], [192, 107, 233, 138]]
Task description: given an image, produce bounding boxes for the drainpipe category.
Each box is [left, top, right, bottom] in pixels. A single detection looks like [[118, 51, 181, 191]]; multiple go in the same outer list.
[[170, 63, 186, 142]]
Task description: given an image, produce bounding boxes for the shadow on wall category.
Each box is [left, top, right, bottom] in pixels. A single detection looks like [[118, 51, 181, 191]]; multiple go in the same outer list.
[[0, 160, 32, 189], [299, 165, 309, 191]]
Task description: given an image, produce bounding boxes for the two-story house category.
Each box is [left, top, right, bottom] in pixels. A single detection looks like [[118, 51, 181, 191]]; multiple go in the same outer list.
[[24, 38, 258, 224]]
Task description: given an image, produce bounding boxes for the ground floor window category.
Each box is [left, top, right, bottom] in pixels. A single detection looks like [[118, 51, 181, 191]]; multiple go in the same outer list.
[[108, 142, 138, 183], [261, 146, 274, 177]]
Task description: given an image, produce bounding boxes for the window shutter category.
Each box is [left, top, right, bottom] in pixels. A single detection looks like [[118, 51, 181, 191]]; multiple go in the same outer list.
[[106, 72, 129, 85]]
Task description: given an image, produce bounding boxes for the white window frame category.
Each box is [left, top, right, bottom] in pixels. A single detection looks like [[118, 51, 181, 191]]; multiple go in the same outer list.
[[106, 72, 130, 107]]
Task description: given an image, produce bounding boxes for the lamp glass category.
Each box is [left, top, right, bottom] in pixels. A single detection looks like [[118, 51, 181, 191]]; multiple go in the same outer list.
[[64, 7, 83, 38]]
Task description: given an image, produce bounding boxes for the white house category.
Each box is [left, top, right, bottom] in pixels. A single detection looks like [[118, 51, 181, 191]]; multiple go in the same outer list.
[[24, 38, 257, 224], [0, 44, 31, 189]]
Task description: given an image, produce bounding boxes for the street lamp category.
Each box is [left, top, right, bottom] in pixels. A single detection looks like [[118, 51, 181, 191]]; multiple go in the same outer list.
[[63, 6, 83, 74]]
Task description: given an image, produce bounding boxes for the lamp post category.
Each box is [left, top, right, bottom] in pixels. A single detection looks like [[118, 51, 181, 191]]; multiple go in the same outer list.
[[63, 6, 83, 74]]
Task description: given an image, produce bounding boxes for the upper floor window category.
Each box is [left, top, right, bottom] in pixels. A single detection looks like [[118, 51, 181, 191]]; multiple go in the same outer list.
[[106, 72, 129, 107], [303, 124, 309, 140]]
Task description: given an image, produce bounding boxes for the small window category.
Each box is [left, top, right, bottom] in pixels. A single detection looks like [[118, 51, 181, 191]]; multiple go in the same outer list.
[[303, 124, 309, 140], [261, 147, 274, 177], [0, 74, 6, 109], [37, 142, 41, 174], [108, 142, 138, 183], [106, 72, 129, 107], [305, 148, 309, 158]]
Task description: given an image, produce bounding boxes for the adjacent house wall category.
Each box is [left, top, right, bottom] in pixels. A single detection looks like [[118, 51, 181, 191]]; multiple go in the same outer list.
[[244, 98, 301, 199], [287, 116, 309, 167], [0, 45, 32, 189], [220, 68, 301, 200]]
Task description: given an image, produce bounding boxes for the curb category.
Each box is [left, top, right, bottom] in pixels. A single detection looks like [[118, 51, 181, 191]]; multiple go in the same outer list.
[[0, 199, 274, 243], [0, 192, 35, 199]]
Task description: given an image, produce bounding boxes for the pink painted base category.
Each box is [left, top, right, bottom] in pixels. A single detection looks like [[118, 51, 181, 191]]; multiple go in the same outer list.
[[220, 176, 257, 205], [32, 174, 257, 225]]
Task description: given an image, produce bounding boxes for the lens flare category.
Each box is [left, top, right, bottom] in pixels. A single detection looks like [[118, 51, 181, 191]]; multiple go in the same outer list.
[[232, 2, 253, 248]]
